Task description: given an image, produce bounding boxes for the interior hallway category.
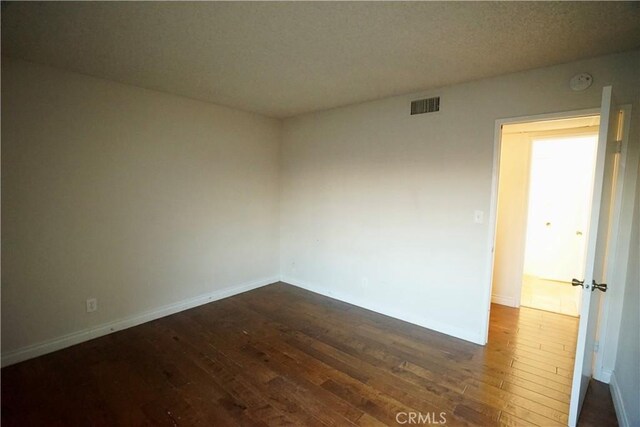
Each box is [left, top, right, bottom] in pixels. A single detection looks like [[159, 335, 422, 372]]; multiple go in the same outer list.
[[2, 282, 614, 426]]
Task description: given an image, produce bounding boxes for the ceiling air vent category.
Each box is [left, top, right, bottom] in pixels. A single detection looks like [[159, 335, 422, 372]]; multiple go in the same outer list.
[[411, 97, 440, 115]]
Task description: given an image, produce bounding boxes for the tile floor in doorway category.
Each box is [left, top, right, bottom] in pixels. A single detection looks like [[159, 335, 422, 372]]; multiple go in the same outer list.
[[521, 275, 581, 317]]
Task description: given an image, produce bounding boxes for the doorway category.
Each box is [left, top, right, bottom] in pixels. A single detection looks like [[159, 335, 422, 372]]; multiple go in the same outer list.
[[486, 113, 601, 423], [484, 89, 629, 426], [491, 114, 600, 316]]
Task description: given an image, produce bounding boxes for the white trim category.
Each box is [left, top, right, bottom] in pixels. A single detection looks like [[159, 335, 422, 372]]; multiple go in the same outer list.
[[491, 294, 517, 307], [494, 108, 602, 127], [482, 107, 601, 344], [596, 369, 612, 384], [1, 276, 279, 367], [482, 119, 504, 344], [282, 277, 485, 345], [610, 371, 630, 427]]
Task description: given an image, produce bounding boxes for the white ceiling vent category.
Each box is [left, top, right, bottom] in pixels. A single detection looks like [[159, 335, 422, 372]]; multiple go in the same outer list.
[[411, 97, 440, 115]]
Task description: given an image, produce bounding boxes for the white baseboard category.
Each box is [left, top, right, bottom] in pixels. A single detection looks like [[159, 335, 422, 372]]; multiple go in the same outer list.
[[1, 276, 279, 367], [491, 294, 517, 307], [282, 276, 484, 345], [610, 371, 629, 427], [594, 368, 612, 384]]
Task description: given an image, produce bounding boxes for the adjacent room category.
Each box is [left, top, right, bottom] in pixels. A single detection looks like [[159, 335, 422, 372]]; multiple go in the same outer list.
[[2, 2, 639, 427], [493, 116, 601, 317]]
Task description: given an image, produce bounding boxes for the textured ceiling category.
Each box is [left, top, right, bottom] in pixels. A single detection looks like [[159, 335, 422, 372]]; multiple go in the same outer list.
[[3, 2, 640, 118]]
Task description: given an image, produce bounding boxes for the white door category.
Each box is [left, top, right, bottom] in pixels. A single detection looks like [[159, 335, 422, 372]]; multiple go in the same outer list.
[[568, 86, 621, 426]]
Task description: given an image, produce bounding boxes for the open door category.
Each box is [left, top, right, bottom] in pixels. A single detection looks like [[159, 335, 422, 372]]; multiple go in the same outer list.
[[568, 86, 622, 426]]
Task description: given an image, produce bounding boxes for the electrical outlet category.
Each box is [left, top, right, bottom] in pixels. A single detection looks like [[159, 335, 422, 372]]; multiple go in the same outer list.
[[86, 298, 98, 313]]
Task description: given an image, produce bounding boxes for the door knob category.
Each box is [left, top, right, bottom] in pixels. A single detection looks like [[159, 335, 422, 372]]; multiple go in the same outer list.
[[571, 279, 584, 287], [592, 281, 607, 292]]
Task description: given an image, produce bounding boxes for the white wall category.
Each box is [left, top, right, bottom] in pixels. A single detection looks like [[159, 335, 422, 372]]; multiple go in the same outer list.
[[1, 58, 281, 364], [280, 50, 640, 345], [492, 133, 530, 307], [611, 157, 640, 427]]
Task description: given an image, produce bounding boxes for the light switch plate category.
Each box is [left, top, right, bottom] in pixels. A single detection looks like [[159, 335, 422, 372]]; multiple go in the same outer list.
[[86, 298, 98, 313]]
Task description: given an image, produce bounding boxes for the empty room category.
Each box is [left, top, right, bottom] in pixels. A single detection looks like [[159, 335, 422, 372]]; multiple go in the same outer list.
[[2, 2, 639, 426]]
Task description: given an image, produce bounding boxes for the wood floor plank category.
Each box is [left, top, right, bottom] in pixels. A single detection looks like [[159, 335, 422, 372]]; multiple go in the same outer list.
[[3, 283, 590, 426]]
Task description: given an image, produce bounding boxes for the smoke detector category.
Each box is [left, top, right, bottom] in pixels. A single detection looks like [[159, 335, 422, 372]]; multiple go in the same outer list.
[[569, 73, 593, 91]]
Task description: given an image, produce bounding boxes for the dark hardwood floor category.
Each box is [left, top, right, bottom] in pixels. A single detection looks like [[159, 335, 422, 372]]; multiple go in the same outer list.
[[1, 282, 615, 426], [577, 380, 618, 427]]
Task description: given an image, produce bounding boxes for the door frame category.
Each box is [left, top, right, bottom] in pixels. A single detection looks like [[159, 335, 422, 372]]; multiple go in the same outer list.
[[482, 107, 600, 343], [481, 104, 632, 377]]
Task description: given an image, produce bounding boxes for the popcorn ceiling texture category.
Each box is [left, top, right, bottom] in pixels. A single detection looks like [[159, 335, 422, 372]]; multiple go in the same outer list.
[[2, 2, 640, 118]]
